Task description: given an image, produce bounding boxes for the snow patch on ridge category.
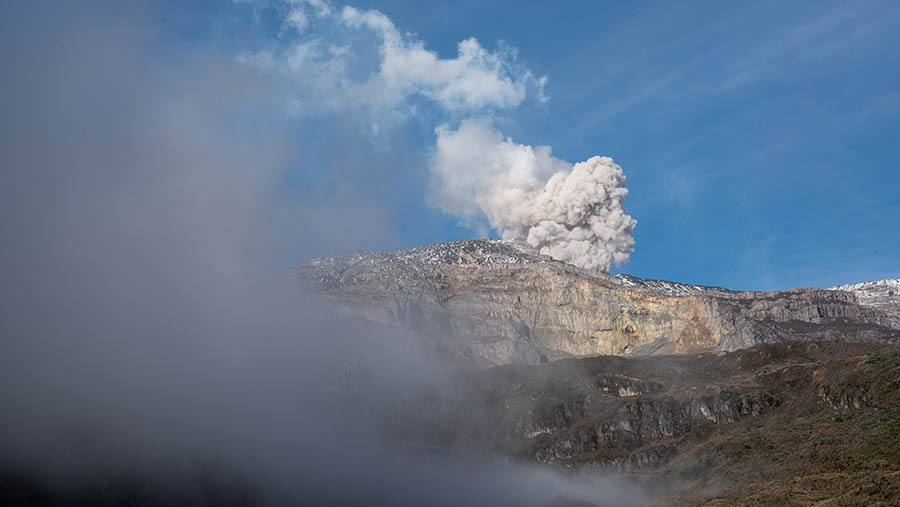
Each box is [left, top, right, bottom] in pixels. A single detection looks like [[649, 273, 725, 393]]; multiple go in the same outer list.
[[615, 273, 738, 297], [829, 279, 900, 299], [828, 279, 900, 329]]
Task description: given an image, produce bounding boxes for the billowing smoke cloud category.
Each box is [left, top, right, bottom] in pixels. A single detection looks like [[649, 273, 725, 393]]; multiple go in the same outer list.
[[429, 119, 637, 272]]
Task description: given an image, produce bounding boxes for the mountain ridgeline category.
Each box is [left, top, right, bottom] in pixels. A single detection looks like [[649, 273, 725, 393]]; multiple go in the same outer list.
[[293, 240, 900, 367]]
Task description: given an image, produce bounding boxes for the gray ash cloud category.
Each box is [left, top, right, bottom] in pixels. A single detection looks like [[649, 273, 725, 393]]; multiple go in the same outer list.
[[429, 119, 636, 272]]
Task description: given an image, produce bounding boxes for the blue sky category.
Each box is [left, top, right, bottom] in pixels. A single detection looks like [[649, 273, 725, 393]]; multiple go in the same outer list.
[[173, 0, 900, 289], [21, 0, 900, 290]]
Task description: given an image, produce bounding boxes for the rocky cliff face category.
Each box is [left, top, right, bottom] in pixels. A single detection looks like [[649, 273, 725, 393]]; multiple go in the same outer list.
[[435, 342, 896, 468], [389, 341, 900, 505], [293, 240, 899, 366], [829, 278, 900, 329]]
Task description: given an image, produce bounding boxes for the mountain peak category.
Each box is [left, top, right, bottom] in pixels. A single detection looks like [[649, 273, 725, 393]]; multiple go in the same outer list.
[[293, 240, 900, 366]]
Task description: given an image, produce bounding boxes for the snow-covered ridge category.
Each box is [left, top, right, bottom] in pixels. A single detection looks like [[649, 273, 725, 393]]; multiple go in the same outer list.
[[296, 240, 895, 315], [297, 239, 744, 296], [615, 273, 738, 297], [291, 239, 563, 292], [828, 279, 900, 298], [301, 239, 550, 269], [828, 279, 900, 330]]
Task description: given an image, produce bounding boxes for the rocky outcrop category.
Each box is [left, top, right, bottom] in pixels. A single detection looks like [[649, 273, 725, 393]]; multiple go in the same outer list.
[[708, 288, 897, 352], [451, 343, 822, 470], [829, 278, 900, 329], [379, 341, 899, 476], [293, 240, 899, 366]]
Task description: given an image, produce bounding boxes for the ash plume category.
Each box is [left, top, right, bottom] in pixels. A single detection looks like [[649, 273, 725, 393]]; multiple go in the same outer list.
[[429, 119, 637, 272]]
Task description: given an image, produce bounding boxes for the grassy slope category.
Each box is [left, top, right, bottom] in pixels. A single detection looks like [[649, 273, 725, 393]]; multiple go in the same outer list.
[[656, 346, 900, 506]]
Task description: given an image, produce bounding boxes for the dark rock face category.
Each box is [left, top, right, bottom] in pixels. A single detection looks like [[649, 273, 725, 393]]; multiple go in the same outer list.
[[379, 342, 900, 505], [293, 240, 900, 366], [445, 345, 801, 471]]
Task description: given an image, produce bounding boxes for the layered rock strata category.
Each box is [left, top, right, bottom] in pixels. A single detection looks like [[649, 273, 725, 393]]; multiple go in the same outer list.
[[444, 341, 896, 471], [829, 278, 900, 329], [293, 240, 899, 366]]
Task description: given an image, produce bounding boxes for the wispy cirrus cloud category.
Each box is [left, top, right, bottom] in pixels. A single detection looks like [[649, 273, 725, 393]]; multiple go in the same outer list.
[[237, 0, 546, 127], [718, 1, 900, 91]]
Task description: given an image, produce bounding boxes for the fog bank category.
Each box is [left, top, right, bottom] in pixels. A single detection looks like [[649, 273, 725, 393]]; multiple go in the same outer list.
[[0, 3, 644, 506]]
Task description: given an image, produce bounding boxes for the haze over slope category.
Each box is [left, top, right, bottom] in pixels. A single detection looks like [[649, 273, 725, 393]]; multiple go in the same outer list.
[[0, 4, 644, 506], [386, 341, 900, 506], [2, 2, 898, 506]]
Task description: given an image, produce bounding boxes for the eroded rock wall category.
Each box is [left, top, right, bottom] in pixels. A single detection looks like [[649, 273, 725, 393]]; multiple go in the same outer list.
[[294, 240, 899, 366]]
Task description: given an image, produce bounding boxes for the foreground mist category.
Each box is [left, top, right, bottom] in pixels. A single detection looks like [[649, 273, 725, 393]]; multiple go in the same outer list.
[[0, 3, 643, 506]]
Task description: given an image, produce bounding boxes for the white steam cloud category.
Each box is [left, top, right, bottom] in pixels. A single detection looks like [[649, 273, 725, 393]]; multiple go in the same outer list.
[[429, 119, 636, 272]]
